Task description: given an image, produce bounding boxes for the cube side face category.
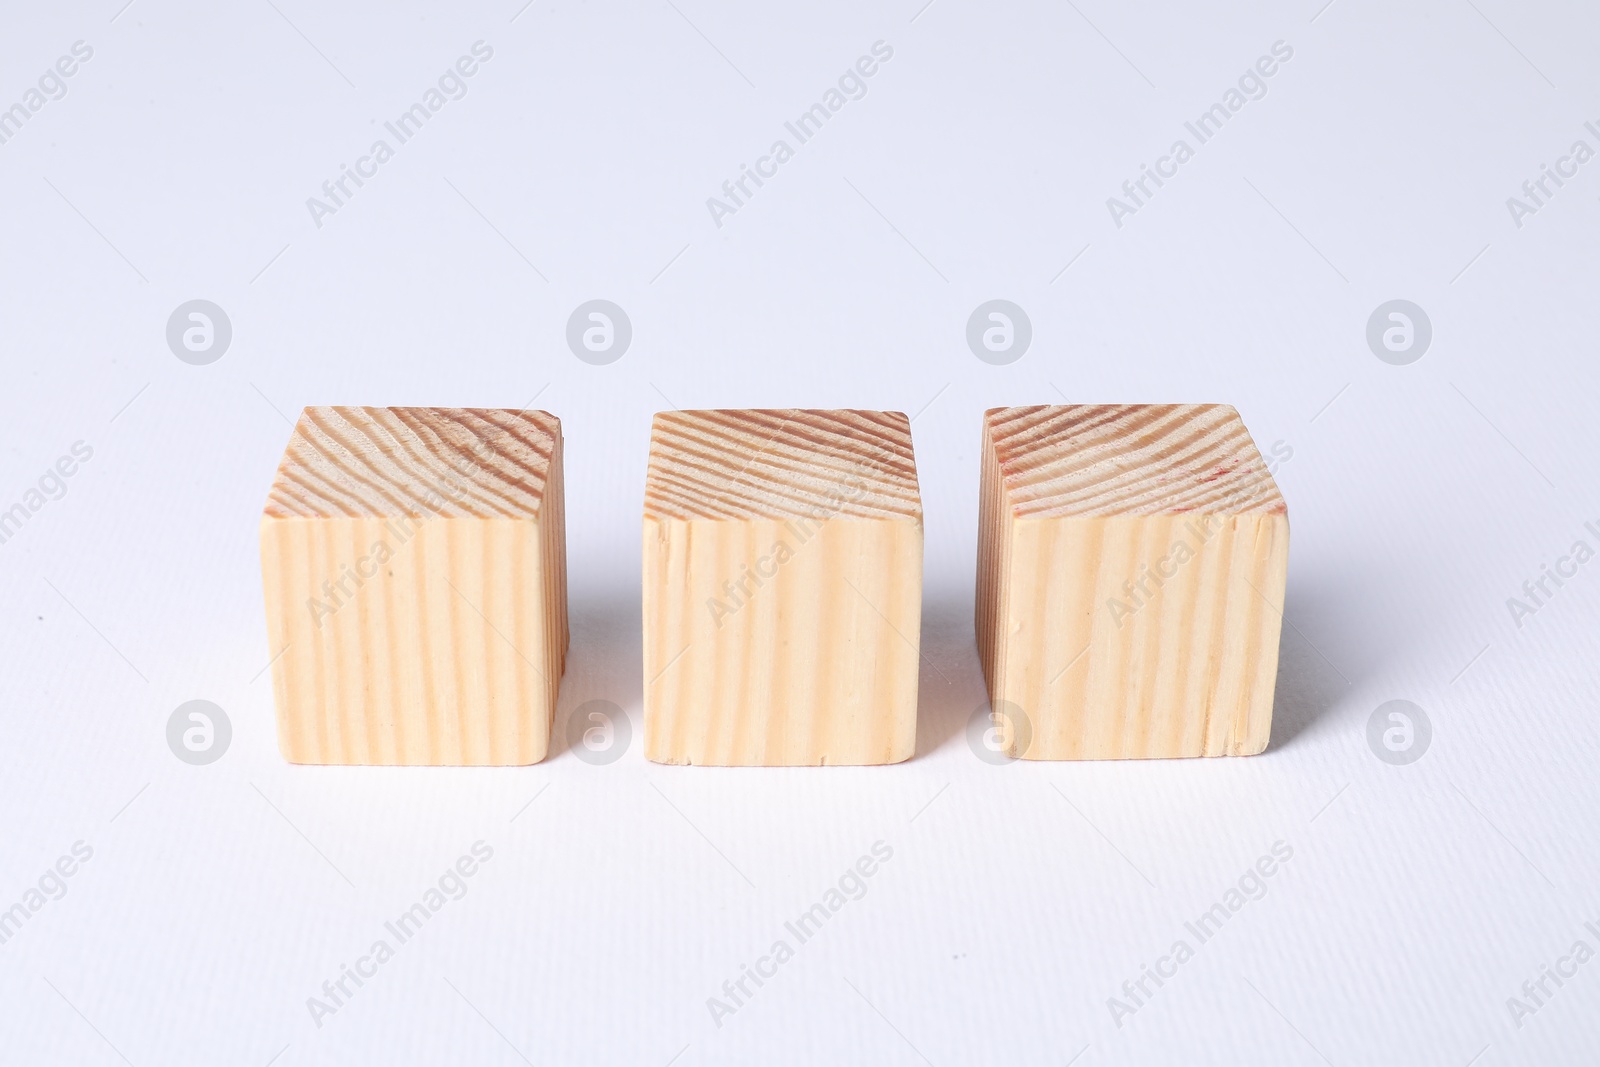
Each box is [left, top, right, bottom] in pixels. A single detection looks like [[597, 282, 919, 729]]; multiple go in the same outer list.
[[540, 428, 570, 706], [260, 514, 555, 765], [644, 515, 921, 766], [994, 512, 1288, 759], [975, 411, 1013, 701]]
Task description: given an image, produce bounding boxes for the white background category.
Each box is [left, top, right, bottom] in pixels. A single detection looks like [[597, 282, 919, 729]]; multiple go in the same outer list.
[[2, 0, 1597, 1063]]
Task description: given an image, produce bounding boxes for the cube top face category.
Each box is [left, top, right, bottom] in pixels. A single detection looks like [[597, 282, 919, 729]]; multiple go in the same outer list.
[[643, 409, 920, 524], [984, 404, 1285, 520], [264, 406, 560, 522]]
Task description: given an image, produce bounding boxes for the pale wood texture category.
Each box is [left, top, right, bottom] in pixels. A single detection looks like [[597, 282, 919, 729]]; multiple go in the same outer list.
[[259, 407, 567, 765], [644, 409, 922, 766], [976, 404, 1288, 759]]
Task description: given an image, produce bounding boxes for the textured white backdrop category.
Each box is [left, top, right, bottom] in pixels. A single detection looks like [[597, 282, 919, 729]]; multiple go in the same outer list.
[[1, 0, 1597, 1063]]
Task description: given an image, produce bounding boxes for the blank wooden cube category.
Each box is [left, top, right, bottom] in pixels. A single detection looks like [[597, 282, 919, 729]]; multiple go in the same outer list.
[[976, 404, 1288, 759], [643, 409, 922, 766], [259, 407, 567, 765]]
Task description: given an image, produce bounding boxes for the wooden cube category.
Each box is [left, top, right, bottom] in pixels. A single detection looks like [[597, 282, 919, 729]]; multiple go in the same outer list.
[[976, 404, 1288, 759], [259, 407, 568, 765], [643, 409, 922, 766]]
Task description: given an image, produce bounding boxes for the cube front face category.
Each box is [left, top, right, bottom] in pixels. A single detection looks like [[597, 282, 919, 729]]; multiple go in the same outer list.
[[259, 407, 567, 766], [642, 410, 923, 766], [977, 405, 1289, 760]]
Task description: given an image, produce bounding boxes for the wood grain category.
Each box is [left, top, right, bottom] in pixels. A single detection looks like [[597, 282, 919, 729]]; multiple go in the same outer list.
[[260, 407, 567, 765], [643, 409, 922, 766], [976, 404, 1288, 759]]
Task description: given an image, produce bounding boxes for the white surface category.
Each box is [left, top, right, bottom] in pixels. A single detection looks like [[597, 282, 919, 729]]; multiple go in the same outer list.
[[2, 1, 1597, 1063]]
